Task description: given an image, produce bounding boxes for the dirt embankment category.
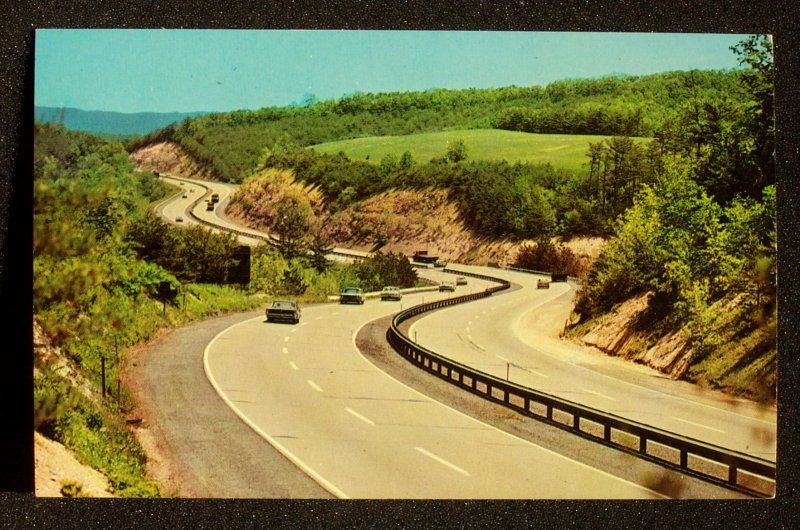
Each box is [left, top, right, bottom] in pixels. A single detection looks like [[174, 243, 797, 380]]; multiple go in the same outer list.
[[33, 320, 113, 498], [35, 432, 112, 497], [569, 292, 776, 402], [129, 141, 217, 180]]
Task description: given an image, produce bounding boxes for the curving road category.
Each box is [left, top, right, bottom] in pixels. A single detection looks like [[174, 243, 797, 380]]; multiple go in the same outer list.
[[408, 265, 777, 462], [204, 269, 667, 499], [148, 173, 774, 497]]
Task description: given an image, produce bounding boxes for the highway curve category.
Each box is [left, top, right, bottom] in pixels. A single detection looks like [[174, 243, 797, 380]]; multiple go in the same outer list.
[[204, 269, 669, 498], [147, 174, 768, 497], [408, 264, 777, 462]]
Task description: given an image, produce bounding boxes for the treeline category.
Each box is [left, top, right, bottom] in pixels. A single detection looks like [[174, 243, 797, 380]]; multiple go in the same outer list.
[[571, 36, 776, 396], [127, 69, 744, 184]]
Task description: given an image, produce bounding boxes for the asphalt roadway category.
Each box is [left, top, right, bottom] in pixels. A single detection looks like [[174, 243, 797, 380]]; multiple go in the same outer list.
[[145, 174, 770, 498], [408, 265, 777, 462]]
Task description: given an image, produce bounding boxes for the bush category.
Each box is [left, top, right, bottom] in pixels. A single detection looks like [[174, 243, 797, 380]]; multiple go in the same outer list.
[[513, 238, 582, 277]]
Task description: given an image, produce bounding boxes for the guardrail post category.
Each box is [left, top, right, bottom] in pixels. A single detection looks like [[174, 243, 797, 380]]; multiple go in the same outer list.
[[728, 466, 738, 485]]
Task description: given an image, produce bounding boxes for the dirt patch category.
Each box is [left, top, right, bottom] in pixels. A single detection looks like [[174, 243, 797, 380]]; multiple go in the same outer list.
[[34, 432, 112, 498], [130, 141, 216, 180]]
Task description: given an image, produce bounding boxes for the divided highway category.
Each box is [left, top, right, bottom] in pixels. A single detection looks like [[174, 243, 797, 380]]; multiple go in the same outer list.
[[151, 173, 774, 497]]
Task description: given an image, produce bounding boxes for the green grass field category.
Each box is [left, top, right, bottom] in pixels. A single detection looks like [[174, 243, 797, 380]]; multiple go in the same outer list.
[[309, 129, 650, 172]]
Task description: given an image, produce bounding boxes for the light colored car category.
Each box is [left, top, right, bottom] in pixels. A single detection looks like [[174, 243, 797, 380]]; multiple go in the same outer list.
[[438, 281, 456, 292], [266, 300, 301, 324], [340, 287, 365, 304], [456, 276, 468, 286], [380, 286, 402, 301], [537, 279, 550, 289]]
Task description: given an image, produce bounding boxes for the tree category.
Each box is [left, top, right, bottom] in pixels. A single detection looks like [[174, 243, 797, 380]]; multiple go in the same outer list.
[[250, 245, 288, 294], [731, 35, 774, 192], [269, 200, 311, 259], [446, 138, 468, 163]]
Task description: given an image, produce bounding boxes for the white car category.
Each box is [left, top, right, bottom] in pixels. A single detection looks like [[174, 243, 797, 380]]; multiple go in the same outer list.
[[380, 286, 402, 301], [438, 281, 456, 292]]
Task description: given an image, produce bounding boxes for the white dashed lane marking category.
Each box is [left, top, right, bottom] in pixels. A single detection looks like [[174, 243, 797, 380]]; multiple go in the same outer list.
[[415, 447, 470, 477], [307, 380, 323, 393], [346, 407, 375, 426], [670, 416, 727, 434]]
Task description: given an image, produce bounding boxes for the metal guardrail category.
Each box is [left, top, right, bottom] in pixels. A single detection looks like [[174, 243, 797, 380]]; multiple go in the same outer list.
[[387, 268, 775, 497]]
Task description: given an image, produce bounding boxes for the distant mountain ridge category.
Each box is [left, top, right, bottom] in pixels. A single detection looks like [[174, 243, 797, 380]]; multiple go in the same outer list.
[[34, 106, 210, 136]]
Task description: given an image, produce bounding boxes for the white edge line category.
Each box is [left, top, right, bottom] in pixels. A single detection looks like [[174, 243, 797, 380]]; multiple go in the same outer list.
[[415, 447, 469, 476], [349, 317, 669, 499], [289, 361, 298, 371], [203, 314, 350, 499], [307, 380, 323, 392]]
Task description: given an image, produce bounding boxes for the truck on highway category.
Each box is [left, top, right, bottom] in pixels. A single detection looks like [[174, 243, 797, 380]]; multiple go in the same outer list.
[[412, 250, 438, 264]]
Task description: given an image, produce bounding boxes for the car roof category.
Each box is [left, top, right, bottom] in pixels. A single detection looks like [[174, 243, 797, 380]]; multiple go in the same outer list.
[[271, 300, 296, 308]]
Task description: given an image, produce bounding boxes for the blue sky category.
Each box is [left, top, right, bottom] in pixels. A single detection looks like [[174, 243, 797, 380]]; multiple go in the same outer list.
[[35, 30, 751, 114]]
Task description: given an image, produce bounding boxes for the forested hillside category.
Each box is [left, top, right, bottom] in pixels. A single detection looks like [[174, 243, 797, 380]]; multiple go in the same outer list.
[[569, 36, 776, 399], [127, 69, 743, 184]]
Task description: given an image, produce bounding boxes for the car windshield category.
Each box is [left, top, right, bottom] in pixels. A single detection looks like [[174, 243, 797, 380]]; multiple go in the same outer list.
[[271, 301, 295, 309], [343, 288, 360, 293], [383, 287, 398, 291]]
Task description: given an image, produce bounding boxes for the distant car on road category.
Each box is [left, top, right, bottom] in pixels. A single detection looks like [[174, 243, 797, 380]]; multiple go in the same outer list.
[[537, 279, 550, 289], [434, 260, 447, 268], [211, 193, 220, 204], [182, 194, 188, 199], [180, 182, 185, 186], [439, 281, 456, 292], [206, 201, 214, 211], [266, 300, 301, 324], [380, 286, 402, 301], [340, 287, 365, 304], [456, 276, 468, 286], [175, 216, 183, 223]]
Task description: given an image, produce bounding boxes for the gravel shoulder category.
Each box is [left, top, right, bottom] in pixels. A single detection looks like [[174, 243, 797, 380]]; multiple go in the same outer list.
[[123, 309, 331, 498]]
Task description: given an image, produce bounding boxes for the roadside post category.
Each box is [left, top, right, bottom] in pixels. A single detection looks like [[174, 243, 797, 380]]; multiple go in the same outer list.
[[101, 353, 106, 400]]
